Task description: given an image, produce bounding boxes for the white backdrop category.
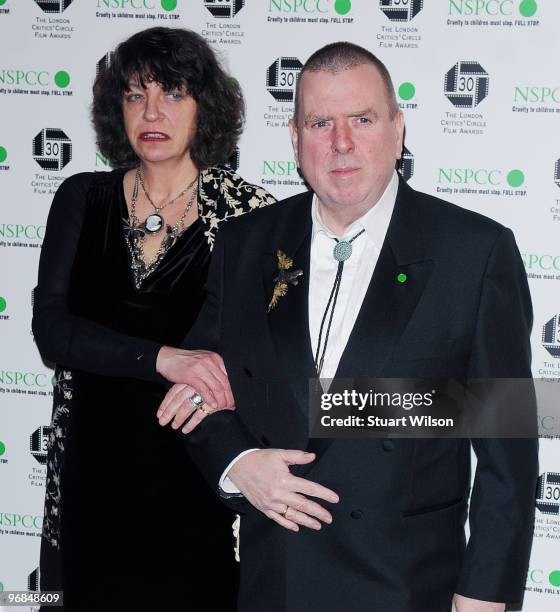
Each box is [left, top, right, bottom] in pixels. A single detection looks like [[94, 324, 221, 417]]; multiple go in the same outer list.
[[0, 0, 559, 608]]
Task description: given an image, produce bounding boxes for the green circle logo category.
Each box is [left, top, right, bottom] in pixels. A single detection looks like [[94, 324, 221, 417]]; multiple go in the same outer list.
[[161, 0, 177, 11], [519, 0, 538, 17], [397, 273, 407, 283], [0, 297, 6, 313], [334, 0, 351, 15], [507, 169, 525, 188], [0, 0, 6, 6], [54, 71, 71, 89], [0, 441, 5, 456], [0, 146, 7, 164], [398, 82, 416, 101], [550, 570, 560, 587]]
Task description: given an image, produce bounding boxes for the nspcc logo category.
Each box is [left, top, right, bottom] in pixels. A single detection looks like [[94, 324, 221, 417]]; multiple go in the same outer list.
[[542, 315, 560, 358], [448, 0, 538, 17], [380, 0, 423, 21], [204, 0, 244, 18], [398, 146, 414, 182], [536, 472, 560, 516], [35, 0, 74, 12], [266, 57, 302, 102], [444, 61, 488, 108], [32, 128, 72, 171], [30, 426, 51, 465], [555, 159, 560, 189]]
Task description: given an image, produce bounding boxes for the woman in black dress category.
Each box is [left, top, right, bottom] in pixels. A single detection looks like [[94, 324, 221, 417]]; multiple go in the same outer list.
[[33, 27, 275, 610]]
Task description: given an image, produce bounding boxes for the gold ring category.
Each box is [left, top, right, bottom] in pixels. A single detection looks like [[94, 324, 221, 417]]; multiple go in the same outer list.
[[280, 505, 290, 518], [197, 404, 212, 416]]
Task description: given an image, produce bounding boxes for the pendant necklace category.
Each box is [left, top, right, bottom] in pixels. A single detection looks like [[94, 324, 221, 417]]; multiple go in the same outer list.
[[135, 168, 197, 234]]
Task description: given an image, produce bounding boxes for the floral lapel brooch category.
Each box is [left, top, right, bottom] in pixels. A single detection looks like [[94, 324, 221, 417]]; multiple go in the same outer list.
[[268, 250, 304, 312]]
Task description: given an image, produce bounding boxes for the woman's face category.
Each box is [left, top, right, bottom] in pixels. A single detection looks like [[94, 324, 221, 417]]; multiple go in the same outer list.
[[122, 79, 198, 166]]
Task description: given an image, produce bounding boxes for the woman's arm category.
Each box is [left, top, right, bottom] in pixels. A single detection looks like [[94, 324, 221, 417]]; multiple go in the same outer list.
[[32, 173, 164, 382]]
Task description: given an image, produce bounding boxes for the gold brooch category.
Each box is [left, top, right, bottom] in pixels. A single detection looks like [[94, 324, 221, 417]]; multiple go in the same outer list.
[[268, 250, 304, 312]]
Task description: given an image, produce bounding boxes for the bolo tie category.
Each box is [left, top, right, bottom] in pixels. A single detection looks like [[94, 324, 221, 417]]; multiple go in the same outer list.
[[314, 228, 366, 376]]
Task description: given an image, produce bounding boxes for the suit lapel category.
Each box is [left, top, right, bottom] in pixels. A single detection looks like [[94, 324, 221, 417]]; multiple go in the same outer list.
[[263, 192, 316, 416]]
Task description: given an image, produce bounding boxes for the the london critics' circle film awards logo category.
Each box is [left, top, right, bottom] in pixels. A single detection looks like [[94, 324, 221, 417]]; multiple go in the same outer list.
[[376, 1, 422, 49], [35, 0, 73, 13], [398, 146, 414, 182], [542, 315, 560, 358], [32, 128, 72, 171], [95, 0, 180, 22], [30, 426, 51, 465], [441, 62, 489, 136], [202, 0, 245, 45], [379, 0, 423, 22], [97, 52, 113, 75], [204, 0, 244, 18], [536, 472, 560, 516], [265, 57, 302, 130], [447, 0, 540, 28], [266, 57, 302, 102], [533, 470, 560, 551], [445, 61, 488, 108]]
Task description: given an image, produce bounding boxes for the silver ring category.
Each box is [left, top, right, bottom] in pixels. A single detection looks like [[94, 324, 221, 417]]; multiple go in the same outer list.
[[189, 393, 204, 408]]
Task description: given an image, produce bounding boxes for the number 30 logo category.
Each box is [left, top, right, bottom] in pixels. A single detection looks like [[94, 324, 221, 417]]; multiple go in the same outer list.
[[444, 61, 489, 108], [32, 128, 72, 171]]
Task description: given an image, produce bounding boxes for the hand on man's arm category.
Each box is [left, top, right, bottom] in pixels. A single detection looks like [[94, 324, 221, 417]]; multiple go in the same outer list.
[[227, 449, 339, 532], [156, 345, 234, 410]]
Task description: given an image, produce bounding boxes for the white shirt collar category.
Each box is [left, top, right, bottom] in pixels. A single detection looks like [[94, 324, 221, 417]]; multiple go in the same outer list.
[[311, 171, 399, 250]]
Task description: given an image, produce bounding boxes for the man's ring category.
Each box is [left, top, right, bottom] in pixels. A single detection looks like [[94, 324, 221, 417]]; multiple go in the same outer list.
[[189, 393, 204, 408], [280, 505, 290, 518]]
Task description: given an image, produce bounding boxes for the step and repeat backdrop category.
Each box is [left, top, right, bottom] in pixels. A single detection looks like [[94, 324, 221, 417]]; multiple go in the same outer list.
[[0, 0, 559, 608]]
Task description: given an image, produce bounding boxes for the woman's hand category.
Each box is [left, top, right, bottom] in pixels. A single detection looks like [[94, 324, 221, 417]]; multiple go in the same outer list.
[[157, 382, 235, 434], [156, 346, 234, 410]]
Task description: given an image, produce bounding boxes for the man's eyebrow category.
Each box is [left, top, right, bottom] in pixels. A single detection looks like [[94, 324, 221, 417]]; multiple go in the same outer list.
[[303, 113, 332, 123], [347, 107, 378, 119], [303, 108, 379, 123]]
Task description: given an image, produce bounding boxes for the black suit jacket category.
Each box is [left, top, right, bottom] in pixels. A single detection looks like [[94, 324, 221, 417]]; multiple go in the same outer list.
[[183, 179, 538, 612]]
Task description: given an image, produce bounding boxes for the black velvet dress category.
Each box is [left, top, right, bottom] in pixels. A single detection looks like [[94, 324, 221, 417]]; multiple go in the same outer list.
[[33, 168, 275, 611]]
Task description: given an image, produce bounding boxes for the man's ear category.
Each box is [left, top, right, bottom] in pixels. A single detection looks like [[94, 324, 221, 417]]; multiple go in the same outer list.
[[394, 110, 405, 160], [288, 116, 299, 167]]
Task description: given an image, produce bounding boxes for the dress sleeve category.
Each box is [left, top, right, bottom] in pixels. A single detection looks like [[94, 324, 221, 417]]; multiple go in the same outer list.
[[32, 173, 165, 383]]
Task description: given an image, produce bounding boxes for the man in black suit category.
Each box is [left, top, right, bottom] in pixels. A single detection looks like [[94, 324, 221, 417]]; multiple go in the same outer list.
[[158, 42, 538, 612]]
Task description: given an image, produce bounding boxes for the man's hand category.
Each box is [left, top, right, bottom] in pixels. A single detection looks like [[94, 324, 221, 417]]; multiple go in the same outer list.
[[157, 382, 234, 434], [227, 449, 339, 532], [452, 594, 505, 612], [156, 346, 234, 410]]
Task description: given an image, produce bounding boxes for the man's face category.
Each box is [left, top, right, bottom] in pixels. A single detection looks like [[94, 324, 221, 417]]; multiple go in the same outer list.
[[289, 63, 404, 214]]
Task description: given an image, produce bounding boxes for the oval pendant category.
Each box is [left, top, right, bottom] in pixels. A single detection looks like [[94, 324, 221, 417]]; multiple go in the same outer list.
[[333, 240, 352, 262], [144, 213, 163, 234]]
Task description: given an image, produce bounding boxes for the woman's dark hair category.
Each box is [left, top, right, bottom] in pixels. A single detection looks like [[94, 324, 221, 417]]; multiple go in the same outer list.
[[92, 27, 244, 169]]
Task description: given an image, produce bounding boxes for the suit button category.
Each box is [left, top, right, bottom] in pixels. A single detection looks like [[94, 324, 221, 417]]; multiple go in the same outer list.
[[382, 440, 394, 452], [261, 435, 270, 447], [350, 510, 363, 520]]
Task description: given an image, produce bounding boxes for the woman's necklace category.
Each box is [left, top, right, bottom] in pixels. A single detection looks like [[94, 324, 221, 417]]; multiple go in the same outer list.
[[126, 169, 199, 289], [135, 168, 198, 234]]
